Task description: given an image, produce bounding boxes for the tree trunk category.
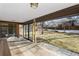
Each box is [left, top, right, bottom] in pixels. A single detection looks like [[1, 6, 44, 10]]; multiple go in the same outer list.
[[41, 22, 44, 34]]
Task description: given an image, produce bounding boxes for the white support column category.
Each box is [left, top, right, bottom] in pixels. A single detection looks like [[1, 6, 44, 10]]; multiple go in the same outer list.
[[32, 19, 37, 43]]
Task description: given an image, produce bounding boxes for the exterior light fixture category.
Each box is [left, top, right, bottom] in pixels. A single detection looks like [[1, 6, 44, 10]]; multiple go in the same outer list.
[[30, 3, 38, 9]]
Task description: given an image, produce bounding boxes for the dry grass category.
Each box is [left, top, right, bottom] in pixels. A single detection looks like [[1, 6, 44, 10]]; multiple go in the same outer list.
[[36, 31, 79, 53]]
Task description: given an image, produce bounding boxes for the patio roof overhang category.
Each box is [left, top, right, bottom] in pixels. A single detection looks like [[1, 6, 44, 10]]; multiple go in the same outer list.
[[24, 4, 79, 24], [0, 20, 23, 24]]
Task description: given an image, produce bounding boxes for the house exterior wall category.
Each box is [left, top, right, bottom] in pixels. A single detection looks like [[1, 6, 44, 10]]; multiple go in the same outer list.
[[0, 22, 20, 37]]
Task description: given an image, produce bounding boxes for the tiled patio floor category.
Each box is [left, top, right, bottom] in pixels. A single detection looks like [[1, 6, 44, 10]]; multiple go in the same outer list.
[[7, 38, 79, 56]]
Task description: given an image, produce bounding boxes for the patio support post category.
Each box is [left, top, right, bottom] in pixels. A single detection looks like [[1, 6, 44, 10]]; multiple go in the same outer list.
[[32, 19, 37, 43]]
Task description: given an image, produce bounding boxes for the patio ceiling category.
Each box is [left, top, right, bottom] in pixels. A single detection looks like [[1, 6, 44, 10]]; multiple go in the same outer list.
[[0, 3, 77, 23]]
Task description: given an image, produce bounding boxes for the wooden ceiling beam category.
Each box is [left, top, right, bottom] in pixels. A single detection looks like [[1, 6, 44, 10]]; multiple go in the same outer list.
[[0, 20, 23, 24], [24, 4, 79, 24]]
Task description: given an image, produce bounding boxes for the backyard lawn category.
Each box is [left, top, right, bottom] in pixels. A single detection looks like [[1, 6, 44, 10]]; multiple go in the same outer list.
[[36, 31, 79, 53]]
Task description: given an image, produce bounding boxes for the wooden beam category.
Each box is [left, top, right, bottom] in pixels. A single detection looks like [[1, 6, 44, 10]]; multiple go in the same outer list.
[[0, 20, 23, 24], [24, 4, 79, 24], [16, 24, 19, 37]]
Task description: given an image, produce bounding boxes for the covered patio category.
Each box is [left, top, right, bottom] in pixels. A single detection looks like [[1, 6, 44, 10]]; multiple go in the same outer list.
[[0, 3, 79, 56]]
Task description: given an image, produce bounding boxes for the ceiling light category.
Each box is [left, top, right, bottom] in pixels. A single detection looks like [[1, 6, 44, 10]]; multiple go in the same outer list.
[[30, 3, 38, 9]]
